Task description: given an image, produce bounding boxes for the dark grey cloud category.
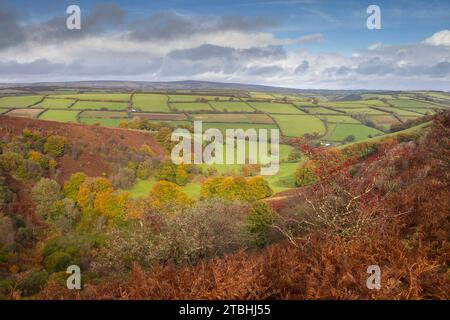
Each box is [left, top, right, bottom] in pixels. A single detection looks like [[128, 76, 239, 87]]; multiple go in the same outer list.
[[355, 58, 395, 75], [425, 61, 450, 77], [245, 65, 283, 76], [0, 9, 25, 49], [168, 44, 285, 61], [0, 59, 67, 75], [12, 3, 125, 45], [294, 60, 309, 73], [128, 12, 277, 41]]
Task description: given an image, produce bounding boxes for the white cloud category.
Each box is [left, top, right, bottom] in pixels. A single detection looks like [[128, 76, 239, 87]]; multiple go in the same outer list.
[[423, 30, 450, 46]]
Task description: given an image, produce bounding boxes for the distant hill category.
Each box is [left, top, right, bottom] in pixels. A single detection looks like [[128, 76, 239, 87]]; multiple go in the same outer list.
[[0, 80, 392, 95]]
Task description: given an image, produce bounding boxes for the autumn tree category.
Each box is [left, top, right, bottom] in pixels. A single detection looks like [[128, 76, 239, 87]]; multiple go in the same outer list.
[[31, 178, 63, 221], [44, 135, 66, 157], [63, 172, 87, 201]]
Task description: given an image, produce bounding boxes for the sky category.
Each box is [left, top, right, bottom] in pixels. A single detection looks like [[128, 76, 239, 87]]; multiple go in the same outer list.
[[0, 0, 449, 90]]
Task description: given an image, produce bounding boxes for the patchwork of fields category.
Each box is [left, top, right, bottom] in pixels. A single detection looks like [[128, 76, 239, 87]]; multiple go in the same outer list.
[[1, 89, 446, 198], [0, 90, 447, 146]]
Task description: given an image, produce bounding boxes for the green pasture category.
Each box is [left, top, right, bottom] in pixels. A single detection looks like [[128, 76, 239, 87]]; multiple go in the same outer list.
[[72, 101, 129, 111], [0, 95, 43, 108], [170, 102, 213, 112], [132, 94, 170, 112], [248, 102, 305, 114], [210, 101, 254, 112], [39, 110, 80, 122], [272, 114, 326, 137]]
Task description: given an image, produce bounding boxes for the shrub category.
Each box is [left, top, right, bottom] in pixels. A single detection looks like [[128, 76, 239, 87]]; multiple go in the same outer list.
[[44, 251, 73, 273], [31, 178, 63, 220], [294, 159, 317, 187], [16, 159, 44, 180], [112, 167, 136, 189], [49, 198, 80, 231], [63, 172, 87, 201], [0, 176, 14, 205], [149, 181, 192, 211], [0, 152, 23, 172], [246, 202, 275, 247], [92, 200, 251, 274], [44, 135, 66, 157], [0, 213, 15, 251], [20, 270, 49, 296], [201, 176, 272, 202]]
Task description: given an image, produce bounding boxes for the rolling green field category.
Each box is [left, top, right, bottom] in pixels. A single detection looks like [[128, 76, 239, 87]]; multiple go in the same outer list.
[[48, 93, 131, 101], [318, 115, 361, 124], [368, 115, 401, 130], [39, 110, 80, 122], [210, 101, 254, 112], [132, 94, 170, 112], [388, 99, 442, 109], [37, 98, 76, 109], [324, 123, 383, 141], [248, 102, 305, 114], [272, 114, 326, 137], [337, 107, 389, 115], [304, 107, 341, 114], [170, 102, 213, 112], [72, 101, 129, 111], [377, 106, 423, 117], [192, 113, 274, 124], [202, 122, 279, 133], [168, 95, 229, 102], [0, 96, 43, 108]]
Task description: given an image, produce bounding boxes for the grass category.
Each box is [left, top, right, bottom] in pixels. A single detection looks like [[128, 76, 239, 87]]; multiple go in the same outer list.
[[5, 108, 44, 119], [80, 111, 128, 118], [210, 101, 254, 112], [388, 99, 442, 109], [265, 162, 300, 193], [168, 95, 229, 102], [337, 107, 389, 115], [248, 92, 275, 100], [248, 102, 305, 114], [323, 123, 384, 142], [0, 108, 10, 114], [0, 96, 43, 108], [201, 122, 279, 134], [48, 93, 131, 101], [368, 115, 401, 130], [39, 110, 80, 122], [339, 121, 431, 148], [303, 107, 341, 114], [132, 94, 170, 112], [132, 113, 188, 120], [72, 101, 129, 111], [170, 102, 213, 112], [319, 115, 361, 124], [192, 113, 274, 124], [376, 106, 423, 117], [324, 100, 388, 108], [37, 98, 76, 109], [272, 114, 326, 137]]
